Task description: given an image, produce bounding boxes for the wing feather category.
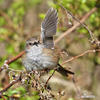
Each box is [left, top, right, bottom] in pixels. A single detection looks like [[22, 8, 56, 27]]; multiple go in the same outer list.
[[41, 8, 58, 48]]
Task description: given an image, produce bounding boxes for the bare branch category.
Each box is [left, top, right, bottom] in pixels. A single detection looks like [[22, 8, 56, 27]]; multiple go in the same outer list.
[[6, 51, 25, 65], [0, 10, 14, 27], [62, 49, 100, 65], [0, 73, 22, 95], [55, 7, 97, 44], [0, 10, 23, 34], [59, 4, 97, 42], [0, 51, 25, 73]]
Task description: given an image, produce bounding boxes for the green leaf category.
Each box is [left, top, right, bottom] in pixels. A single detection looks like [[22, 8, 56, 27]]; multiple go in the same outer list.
[[0, 17, 6, 26], [0, 28, 8, 34], [16, 7, 25, 16], [39, 13, 45, 19]]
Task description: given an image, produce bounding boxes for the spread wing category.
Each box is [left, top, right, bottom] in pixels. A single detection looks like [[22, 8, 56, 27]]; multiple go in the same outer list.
[[41, 8, 58, 49]]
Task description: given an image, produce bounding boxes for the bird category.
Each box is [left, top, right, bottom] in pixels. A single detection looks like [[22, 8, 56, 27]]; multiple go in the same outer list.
[[22, 8, 74, 77]]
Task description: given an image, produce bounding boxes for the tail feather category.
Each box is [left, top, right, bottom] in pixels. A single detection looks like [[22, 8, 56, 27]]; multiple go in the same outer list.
[[56, 64, 74, 76]]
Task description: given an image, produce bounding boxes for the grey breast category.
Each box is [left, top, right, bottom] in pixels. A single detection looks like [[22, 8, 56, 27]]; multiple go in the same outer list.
[[24, 44, 57, 71]]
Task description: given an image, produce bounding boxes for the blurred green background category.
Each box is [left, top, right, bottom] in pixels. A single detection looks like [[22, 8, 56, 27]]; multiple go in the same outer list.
[[0, 0, 100, 100]]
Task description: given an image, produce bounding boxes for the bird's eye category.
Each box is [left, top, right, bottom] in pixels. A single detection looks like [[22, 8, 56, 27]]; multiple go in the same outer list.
[[28, 41, 39, 46], [29, 43, 32, 45]]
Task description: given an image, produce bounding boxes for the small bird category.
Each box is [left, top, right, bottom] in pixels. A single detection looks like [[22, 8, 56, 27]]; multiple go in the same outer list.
[[22, 8, 74, 76]]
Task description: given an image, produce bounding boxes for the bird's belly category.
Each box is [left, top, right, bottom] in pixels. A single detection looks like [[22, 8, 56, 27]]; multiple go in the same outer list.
[[23, 53, 58, 71]]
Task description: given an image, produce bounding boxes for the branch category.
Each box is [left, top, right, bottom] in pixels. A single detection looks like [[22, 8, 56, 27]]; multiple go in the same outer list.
[[6, 51, 25, 65], [62, 49, 100, 65], [0, 10, 14, 28], [0, 74, 22, 95], [0, 51, 25, 72], [0, 10, 23, 35], [55, 7, 97, 44]]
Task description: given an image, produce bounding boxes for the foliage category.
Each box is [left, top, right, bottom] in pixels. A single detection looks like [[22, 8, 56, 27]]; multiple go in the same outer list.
[[0, 0, 100, 100]]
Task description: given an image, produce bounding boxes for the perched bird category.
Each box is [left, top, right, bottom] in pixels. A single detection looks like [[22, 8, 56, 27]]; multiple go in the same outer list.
[[22, 8, 74, 76]]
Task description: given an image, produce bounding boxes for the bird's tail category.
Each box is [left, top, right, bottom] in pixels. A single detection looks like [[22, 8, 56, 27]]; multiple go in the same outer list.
[[56, 63, 74, 77]]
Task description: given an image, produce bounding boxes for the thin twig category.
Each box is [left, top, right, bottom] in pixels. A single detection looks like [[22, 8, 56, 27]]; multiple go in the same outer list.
[[0, 10, 14, 28], [45, 69, 56, 88], [0, 10, 20, 33], [62, 49, 100, 65], [59, 4, 96, 41], [0, 74, 22, 94], [55, 7, 97, 44], [72, 75, 82, 99], [0, 51, 25, 73]]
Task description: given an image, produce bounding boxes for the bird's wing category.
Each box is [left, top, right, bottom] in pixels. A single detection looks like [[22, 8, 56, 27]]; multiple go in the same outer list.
[[41, 8, 58, 49]]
